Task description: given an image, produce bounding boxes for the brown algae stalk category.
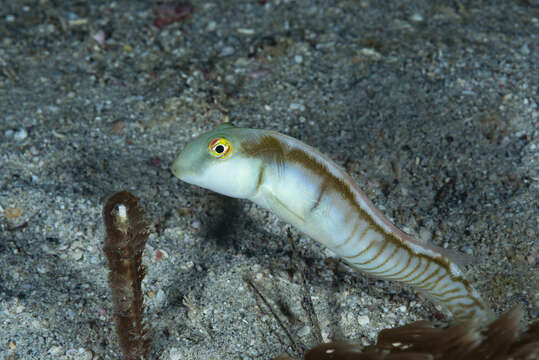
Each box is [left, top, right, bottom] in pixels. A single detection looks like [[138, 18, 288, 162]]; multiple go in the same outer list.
[[103, 191, 151, 360]]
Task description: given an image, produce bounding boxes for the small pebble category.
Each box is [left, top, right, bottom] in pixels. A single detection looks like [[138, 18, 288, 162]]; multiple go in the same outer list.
[[71, 249, 83, 261], [66, 348, 93, 360], [294, 55, 303, 63], [289, 102, 305, 112], [410, 13, 424, 22], [359, 48, 382, 60], [89, 255, 100, 264], [36, 264, 49, 274], [5, 14, 15, 22], [249, 69, 268, 79], [72, 348, 93, 360], [49, 346, 63, 356], [68, 18, 89, 26], [92, 29, 106, 46], [169, 348, 182, 360], [154, 288, 167, 307], [220, 46, 235, 56], [297, 325, 311, 337], [235, 57, 250, 67], [111, 120, 124, 134], [181, 261, 194, 271], [237, 28, 255, 35], [31, 319, 41, 329], [207, 21, 216, 31], [358, 314, 370, 325], [14, 128, 28, 141], [419, 227, 432, 242]]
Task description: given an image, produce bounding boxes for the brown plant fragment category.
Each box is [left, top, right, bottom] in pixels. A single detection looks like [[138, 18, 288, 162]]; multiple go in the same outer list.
[[153, 3, 193, 28], [103, 191, 151, 360], [5, 207, 23, 219], [278, 307, 538, 360]]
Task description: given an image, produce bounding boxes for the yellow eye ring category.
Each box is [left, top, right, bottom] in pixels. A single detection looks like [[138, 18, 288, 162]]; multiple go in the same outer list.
[[209, 137, 232, 159]]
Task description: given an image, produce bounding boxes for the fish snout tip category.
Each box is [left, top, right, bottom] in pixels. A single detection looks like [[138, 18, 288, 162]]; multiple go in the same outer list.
[[171, 157, 183, 179]]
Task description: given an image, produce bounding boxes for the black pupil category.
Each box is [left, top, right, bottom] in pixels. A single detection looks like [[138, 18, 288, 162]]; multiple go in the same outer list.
[[215, 144, 225, 154]]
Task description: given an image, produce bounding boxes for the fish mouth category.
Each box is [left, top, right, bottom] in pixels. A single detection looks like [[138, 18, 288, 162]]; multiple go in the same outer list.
[[171, 157, 184, 179]]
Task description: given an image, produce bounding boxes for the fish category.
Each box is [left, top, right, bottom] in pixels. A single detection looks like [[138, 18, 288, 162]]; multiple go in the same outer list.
[[172, 123, 491, 322]]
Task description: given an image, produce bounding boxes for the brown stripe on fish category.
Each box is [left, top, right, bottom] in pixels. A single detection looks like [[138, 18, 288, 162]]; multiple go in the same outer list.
[[443, 294, 475, 304], [438, 286, 461, 297], [335, 220, 363, 250], [413, 269, 443, 290], [345, 239, 377, 260], [310, 180, 328, 212], [242, 135, 286, 172], [421, 267, 443, 284], [390, 256, 423, 281], [254, 164, 266, 194], [365, 244, 401, 272], [422, 272, 448, 292], [354, 238, 390, 266], [382, 250, 413, 277], [404, 262, 433, 285]]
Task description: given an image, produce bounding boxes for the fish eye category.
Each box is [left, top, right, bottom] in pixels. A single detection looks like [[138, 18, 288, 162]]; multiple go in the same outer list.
[[209, 137, 232, 159]]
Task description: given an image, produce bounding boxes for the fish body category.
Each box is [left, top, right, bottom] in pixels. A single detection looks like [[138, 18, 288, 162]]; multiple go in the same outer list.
[[172, 123, 490, 322]]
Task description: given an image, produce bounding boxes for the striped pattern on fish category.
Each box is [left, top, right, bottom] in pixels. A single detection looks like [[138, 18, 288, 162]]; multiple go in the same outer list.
[[172, 123, 490, 322]]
